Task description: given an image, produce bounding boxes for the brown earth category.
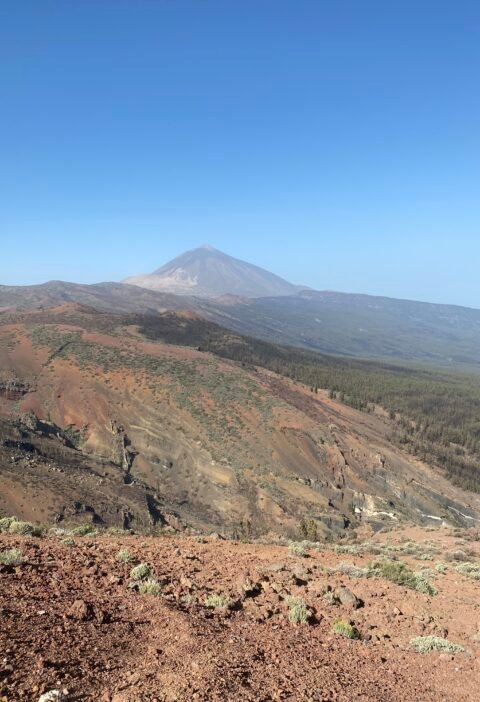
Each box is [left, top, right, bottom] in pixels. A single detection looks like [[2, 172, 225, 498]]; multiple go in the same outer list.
[[0, 526, 479, 701], [0, 305, 479, 537]]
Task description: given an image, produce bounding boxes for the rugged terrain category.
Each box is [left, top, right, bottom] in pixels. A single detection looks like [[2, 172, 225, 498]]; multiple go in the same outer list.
[[0, 304, 479, 536], [2, 257, 480, 702], [1, 525, 479, 701], [3, 260, 480, 367]]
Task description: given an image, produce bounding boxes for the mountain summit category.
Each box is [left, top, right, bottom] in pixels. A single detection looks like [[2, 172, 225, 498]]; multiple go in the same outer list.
[[123, 245, 305, 298]]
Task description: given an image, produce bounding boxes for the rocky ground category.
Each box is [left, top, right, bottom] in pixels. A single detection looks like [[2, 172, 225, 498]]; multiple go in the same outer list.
[[1, 525, 479, 701]]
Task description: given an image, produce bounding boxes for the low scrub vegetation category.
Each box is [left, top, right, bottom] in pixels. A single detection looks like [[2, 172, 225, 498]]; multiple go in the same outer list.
[[288, 541, 308, 557], [9, 520, 42, 536], [0, 516, 17, 532], [368, 560, 437, 595], [140, 313, 480, 492], [0, 516, 42, 536], [138, 578, 161, 596], [332, 620, 359, 639], [71, 524, 97, 536], [286, 596, 310, 625], [116, 548, 133, 563], [205, 593, 231, 609], [130, 563, 151, 580], [334, 562, 369, 579], [0, 548, 24, 566], [454, 562, 480, 580], [333, 544, 361, 555], [446, 548, 474, 562], [410, 636, 465, 654]]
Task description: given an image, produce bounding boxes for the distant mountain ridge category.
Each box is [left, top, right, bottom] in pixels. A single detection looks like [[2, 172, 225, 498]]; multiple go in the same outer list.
[[123, 244, 306, 298], [2, 247, 480, 368], [213, 290, 480, 367]]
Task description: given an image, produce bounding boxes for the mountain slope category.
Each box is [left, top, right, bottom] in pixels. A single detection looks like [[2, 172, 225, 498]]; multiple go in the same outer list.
[[123, 245, 305, 297], [2, 278, 480, 368], [0, 280, 199, 315], [203, 290, 480, 368], [1, 305, 478, 535]]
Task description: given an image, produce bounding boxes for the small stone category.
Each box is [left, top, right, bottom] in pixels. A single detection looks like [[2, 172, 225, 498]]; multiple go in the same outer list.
[[66, 599, 93, 621], [236, 574, 261, 598], [335, 586, 363, 610]]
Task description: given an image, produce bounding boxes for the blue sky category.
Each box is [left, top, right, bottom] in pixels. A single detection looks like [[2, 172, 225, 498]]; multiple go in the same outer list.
[[1, 1, 479, 307]]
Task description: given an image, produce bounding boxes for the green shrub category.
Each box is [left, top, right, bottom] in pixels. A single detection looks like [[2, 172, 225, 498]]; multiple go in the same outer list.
[[368, 559, 436, 595], [446, 549, 473, 562], [71, 524, 97, 536], [205, 593, 231, 608], [360, 542, 383, 556], [0, 548, 24, 566], [332, 619, 359, 639], [410, 636, 465, 654], [335, 562, 369, 578], [50, 527, 67, 536], [180, 593, 197, 605], [61, 538, 76, 547], [130, 563, 151, 580], [435, 562, 448, 574], [116, 548, 133, 563], [299, 518, 319, 542], [286, 596, 310, 625], [454, 562, 480, 580], [288, 541, 307, 557], [415, 575, 438, 595], [9, 520, 42, 536], [334, 544, 360, 555], [0, 516, 16, 532], [139, 578, 161, 596]]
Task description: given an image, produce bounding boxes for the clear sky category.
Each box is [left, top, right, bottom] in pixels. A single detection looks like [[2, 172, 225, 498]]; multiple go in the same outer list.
[[1, 1, 479, 307]]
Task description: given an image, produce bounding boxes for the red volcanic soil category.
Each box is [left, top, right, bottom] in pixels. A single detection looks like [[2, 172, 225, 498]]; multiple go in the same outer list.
[[1, 526, 479, 701]]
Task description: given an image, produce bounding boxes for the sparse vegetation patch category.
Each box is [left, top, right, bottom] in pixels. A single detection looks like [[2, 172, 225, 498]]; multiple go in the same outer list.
[[288, 541, 308, 557], [8, 519, 42, 536], [454, 562, 480, 580], [116, 548, 134, 563], [130, 562, 151, 580], [205, 593, 231, 608], [368, 559, 437, 595], [0, 548, 24, 566], [410, 636, 465, 654], [286, 596, 310, 625], [334, 562, 369, 578], [0, 516, 17, 532], [71, 524, 97, 536], [139, 578, 161, 596], [332, 619, 359, 639]]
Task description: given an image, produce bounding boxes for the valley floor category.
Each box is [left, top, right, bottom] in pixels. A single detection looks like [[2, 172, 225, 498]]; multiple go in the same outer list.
[[0, 526, 479, 701]]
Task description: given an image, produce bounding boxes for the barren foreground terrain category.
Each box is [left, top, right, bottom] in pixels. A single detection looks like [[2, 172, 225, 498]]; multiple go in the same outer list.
[[1, 525, 479, 701]]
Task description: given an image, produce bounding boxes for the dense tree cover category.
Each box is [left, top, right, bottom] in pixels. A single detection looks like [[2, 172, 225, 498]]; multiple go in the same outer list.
[[139, 313, 478, 493]]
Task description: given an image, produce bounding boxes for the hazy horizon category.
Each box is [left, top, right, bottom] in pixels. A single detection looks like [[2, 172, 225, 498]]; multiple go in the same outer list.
[[1, 2, 479, 307]]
